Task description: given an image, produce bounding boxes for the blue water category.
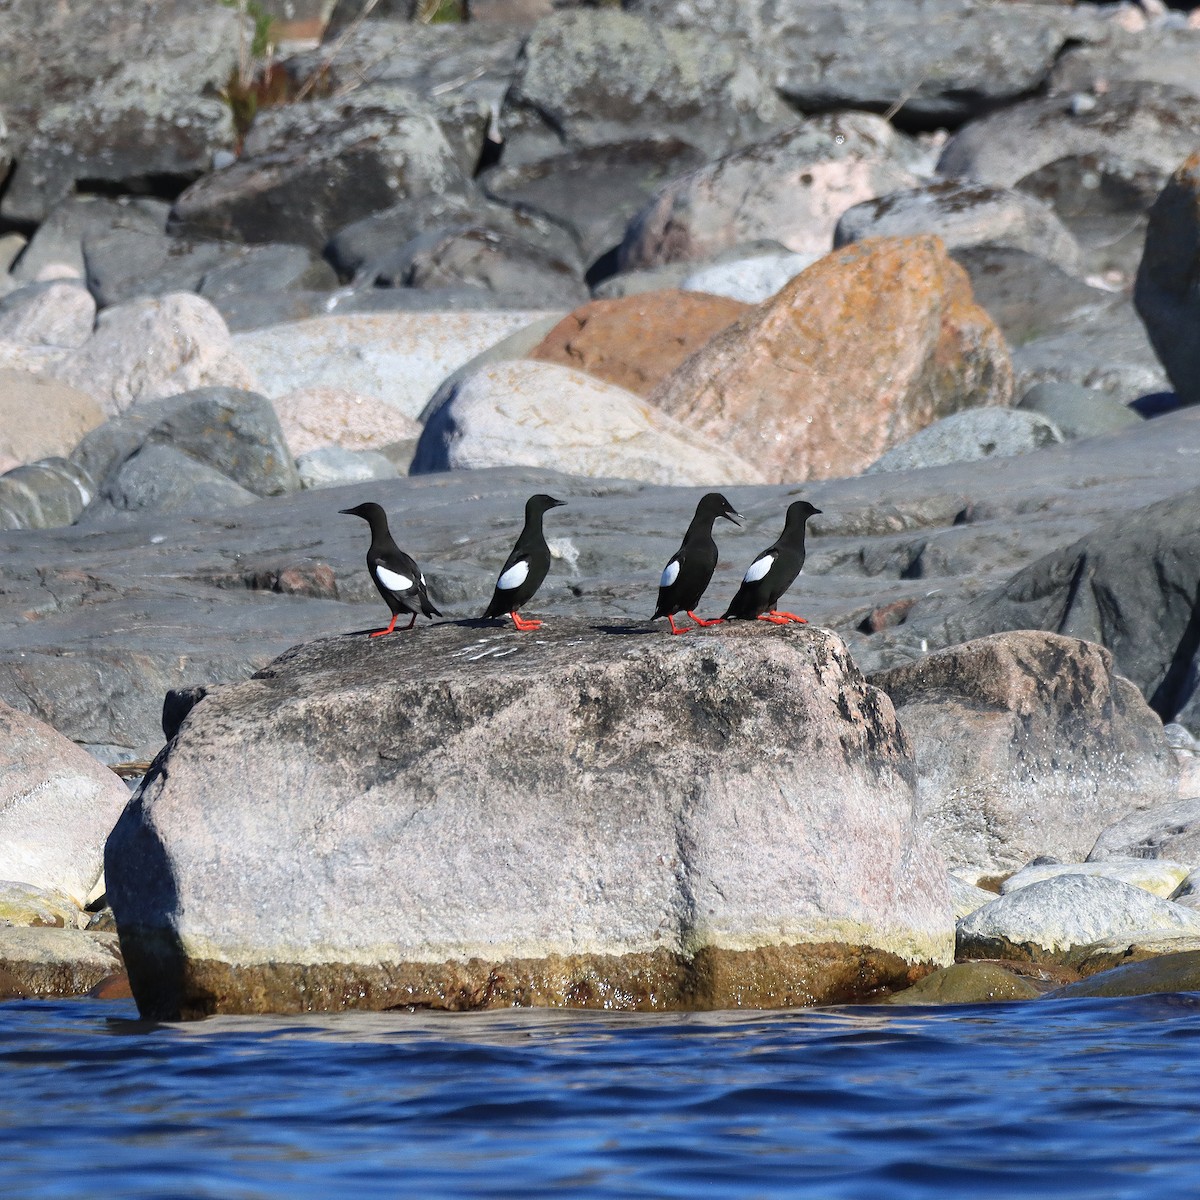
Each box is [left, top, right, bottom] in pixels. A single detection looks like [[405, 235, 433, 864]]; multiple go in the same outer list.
[[2, 995, 1200, 1198]]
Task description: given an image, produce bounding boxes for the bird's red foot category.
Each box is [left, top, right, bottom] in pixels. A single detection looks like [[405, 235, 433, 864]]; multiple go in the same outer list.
[[510, 611, 542, 631], [756, 613, 790, 625], [370, 614, 400, 637], [768, 610, 808, 624], [667, 614, 691, 635], [687, 611, 724, 627]]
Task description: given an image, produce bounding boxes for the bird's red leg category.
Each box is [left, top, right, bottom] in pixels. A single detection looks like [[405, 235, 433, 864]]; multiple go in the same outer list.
[[767, 610, 808, 624], [756, 612, 789, 625], [510, 611, 542, 631], [370, 613, 399, 638], [667, 613, 690, 635], [686, 610, 723, 627]]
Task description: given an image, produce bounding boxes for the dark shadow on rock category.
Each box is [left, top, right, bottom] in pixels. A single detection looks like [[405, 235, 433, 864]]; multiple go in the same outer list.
[[591, 622, 658, 636]]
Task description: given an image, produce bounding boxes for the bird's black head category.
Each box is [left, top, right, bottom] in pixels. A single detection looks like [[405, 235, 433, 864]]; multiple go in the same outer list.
[[339, 501, 388, 527], [697, 492, 742, 526], [784, 499, 822, 528], [526, 493, 567, 517]]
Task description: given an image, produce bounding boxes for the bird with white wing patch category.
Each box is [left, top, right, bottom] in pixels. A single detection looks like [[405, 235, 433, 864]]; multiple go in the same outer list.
[[483, 493, 566, 631], [340, 501, 442, 636], [652, 492, 741, 635], [723, 500, 821, 625]]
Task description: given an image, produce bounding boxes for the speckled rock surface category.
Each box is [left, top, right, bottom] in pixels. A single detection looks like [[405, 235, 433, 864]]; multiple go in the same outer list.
[[0, 927, 122, 1000], [0, 371, 103, 473], [106, 620, 954, 1019], [871, 632, 1178, 882], [884, 961, 1041, 1005], [0, 699, 130, 905], [866, 408, 1063, 474]]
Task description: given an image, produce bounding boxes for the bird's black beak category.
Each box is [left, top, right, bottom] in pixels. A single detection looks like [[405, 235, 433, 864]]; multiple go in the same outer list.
[[338, 508, 352, 515], [723, 510, 743, 526], [551, 499, 567, 508]]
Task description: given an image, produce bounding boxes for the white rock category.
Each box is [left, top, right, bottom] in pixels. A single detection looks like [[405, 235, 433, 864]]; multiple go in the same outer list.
[[296, 446, 398, 490], [958, 873, 1200, 958], [1001, 859, 1192, 899], [273, 386, 420, 456], [949, 874, 997, 920], [412, 359, 766, 485], [682, 252, 819, 303], [234, 311, 560, 420], [54, 293, 256, 417], [0, 699, 131, 905], [0, 280, 95, 348]]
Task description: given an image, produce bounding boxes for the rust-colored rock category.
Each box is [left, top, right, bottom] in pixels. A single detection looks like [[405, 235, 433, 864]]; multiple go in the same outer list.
[[650, 236, 1014, 483], [527, 290, 750, 397]]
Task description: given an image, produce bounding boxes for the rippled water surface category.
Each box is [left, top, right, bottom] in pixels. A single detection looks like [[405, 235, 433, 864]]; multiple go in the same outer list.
[[3, 994, 1200, 1197]]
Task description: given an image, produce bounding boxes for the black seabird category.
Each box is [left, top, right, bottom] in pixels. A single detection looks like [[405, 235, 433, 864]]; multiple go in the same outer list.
[[652, 492, 742, 635], [482, 493, 566, 631], [340, 501, 442, 636], [723, 500, 822, 625]]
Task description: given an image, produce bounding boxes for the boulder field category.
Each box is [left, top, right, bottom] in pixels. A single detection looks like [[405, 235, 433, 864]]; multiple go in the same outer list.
[[105, 621, 954, 1019]]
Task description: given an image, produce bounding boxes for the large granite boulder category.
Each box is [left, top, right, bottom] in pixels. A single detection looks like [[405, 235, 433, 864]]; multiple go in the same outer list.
[[0, 699, 130, 905], [650, 236, 1013, 483], [412, 360, 765, 484], [53, 294, 256, 418], [105, 621, 954, 1019], [870, 632, 1178, 883], [619, 114, 918, 271], [1135, 151, 1200, 409], [526, 291, 750, 398], [866, 408, 1063, 475], [232, 310, 557, 419], [0, 371, 103, 474]]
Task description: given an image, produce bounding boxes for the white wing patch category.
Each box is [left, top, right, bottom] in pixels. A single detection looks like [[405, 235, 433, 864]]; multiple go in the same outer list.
[[374, 565, 414, 593], [496, 559, 529, 592], [743, 554, 774, 583], [660, 559, 680, 588]]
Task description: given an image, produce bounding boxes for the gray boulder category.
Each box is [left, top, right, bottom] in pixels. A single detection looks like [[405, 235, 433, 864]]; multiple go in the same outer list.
[[0, 698, 131, 905], [0, 0, 242, 222], [499, 9, 788, 170], [105, 621, 954, 1018], [0, 458, 94, 530], [1049, 949, 1200, 999], [1000, 859, 1191, 900], [1050, 27, 1200, 103], [866, 408, 1063, 475], [938, 82, 1200, 192], [871, 632, 1178, 882], [71, 386, 300, 503], [679, 252, 819, 304], [0, 279, 95, 348], [169, 88, 470, 254], [85, 444, 260, 524], [1017, 382, 1143, 441], [835, 181, 1083, 277], [957, 874, 1200, 964], [1134, 152, 1200, 409], [628, 0, 1097, 125], [620, 114, 917, 270], [1088, 799, 1200, 867]]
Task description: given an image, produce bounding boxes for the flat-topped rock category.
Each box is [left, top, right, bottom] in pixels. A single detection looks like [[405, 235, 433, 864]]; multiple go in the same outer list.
[[106, 620, 953, 1019]]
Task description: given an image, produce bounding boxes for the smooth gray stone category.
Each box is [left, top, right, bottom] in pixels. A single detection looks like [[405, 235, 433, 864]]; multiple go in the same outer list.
[[84, 444, 260, 525], [71, 386, 300, 501], [0, 459, 94, 530], [836, 181, 1083, 276], [951, 246, 1113, 347], [867, 408, 1063, 475], [1050, 27, 1200, 103], [1018, 382, 1143, 441]]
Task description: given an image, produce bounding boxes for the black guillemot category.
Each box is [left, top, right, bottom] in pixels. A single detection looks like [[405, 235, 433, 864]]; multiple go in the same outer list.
[[652, 492, 741, 634], [482, 493, 566, 631], [722, 500, 821, 625], [340, 501, 442, 635]]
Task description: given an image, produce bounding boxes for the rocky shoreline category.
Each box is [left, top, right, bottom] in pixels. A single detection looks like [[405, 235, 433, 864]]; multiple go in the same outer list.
[[2, 0, 1200, 1016]]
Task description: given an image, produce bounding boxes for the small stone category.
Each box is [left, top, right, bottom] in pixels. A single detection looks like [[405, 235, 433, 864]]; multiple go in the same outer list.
[[1001, 860, 1192, 900], [885, 961, 1041, 1005], [0, 927, 122, 1000], [1050, 949, 1200, 999], [296, 447, 398, 490]]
